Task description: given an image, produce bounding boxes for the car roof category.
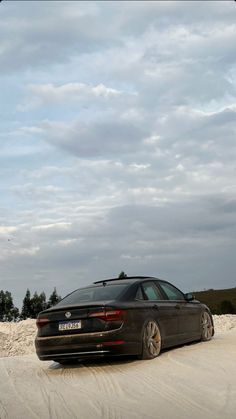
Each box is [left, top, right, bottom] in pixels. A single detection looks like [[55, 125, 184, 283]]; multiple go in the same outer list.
[[93, 276, 159, 285], [61, 276, 168, 296]]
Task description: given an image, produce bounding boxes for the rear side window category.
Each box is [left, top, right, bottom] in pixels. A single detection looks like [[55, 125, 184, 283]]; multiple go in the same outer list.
[[142, 282, 163, 300], [159, 282, 185, 301], [135, 286, 144, 300], [57, 283, 129, 306]]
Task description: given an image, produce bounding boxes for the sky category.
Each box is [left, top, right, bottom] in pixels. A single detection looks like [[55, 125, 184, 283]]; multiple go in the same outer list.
[[0, 0, 236, 307]]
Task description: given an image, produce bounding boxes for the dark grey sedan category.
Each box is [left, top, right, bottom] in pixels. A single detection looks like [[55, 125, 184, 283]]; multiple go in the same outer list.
[[35, 276, 214, 364]]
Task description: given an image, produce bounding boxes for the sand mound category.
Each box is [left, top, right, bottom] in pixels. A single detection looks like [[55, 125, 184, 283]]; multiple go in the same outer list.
[[211, 314, 236, 331], [0, 319, 36, 357]]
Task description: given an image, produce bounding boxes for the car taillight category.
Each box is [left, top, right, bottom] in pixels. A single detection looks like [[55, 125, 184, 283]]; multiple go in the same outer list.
[[89, 309, 126, 321], [105, 309, 125, 321], [36, 317, 49, 328]]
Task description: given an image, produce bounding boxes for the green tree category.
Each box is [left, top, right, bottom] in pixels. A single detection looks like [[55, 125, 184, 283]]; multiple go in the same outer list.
[[0, 290, 19, 321], [21, 289, 32, 319], [9, 306, 20, 321], [31, 291, 47, 318], [3, 291, 14, 321], [118, 271, 128, 279], [0, 290, 6, 321], [47, 287, 61, 308]]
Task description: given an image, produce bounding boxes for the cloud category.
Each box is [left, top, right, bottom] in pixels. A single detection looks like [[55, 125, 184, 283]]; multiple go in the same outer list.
[[32, 222, 72, 232], [0, 226, 18, 235], [11, 183, 65, 200], [35, 114, 149, 158], [0, 1, 106, 73], [18, 82, 126, 111]]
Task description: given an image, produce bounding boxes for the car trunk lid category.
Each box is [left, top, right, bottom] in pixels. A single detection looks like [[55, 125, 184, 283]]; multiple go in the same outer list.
[[37, 302, 123, 337]]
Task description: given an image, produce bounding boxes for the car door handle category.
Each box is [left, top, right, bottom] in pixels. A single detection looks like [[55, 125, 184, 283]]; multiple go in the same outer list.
[[152, 304, 159, 310], [175, 304, 181, 309]]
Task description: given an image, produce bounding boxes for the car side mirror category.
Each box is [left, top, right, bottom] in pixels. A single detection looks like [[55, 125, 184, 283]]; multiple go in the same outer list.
[[185, 292, 194, 301]]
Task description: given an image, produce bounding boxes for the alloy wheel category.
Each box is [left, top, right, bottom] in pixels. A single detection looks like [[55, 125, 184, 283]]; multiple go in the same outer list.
[[201, 311, 213, 341], [143, 320, 161, 358]]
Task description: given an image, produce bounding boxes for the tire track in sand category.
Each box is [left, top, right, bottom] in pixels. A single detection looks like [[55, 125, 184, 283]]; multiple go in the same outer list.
[[87, 362, 125, 397], [35, 365, 78, 419], [47, 363, 102, 417], [0, 360, 40, 419], [83, 362, 126, 419], [0, 399, 8, 419]]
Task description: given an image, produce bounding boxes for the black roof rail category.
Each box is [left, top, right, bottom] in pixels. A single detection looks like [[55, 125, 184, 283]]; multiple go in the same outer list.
[[93, 276, 154, 284]]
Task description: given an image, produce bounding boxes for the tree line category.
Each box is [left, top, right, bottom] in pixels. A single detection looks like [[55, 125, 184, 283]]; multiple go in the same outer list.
[[0, 288, 61, 322]]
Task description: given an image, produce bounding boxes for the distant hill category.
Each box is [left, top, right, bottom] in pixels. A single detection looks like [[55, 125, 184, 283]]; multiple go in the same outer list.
[[194, 288, 236, 314]]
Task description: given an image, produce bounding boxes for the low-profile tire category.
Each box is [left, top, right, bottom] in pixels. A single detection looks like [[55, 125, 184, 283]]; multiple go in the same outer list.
[[201, 311, 214, 341], [140, 320, 162, 360]]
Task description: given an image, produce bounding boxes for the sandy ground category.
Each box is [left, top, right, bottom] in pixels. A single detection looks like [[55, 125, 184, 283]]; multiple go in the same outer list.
[[0, 319, 36, 357], [0, 316, 236, 419]]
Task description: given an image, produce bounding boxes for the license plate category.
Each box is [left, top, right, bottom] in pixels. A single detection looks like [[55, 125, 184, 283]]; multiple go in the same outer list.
[[58, 320, 82, 331]]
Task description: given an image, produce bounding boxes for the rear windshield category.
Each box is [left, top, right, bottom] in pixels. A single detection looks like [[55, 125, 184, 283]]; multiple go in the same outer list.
[[56, 283, 130, 306]]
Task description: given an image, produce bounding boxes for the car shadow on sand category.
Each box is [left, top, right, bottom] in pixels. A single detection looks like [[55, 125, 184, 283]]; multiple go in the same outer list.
[[49, 355, 138, 371]]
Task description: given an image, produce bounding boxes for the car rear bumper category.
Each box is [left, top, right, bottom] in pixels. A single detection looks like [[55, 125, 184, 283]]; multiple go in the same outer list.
[[35, 328, 141, 361]]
